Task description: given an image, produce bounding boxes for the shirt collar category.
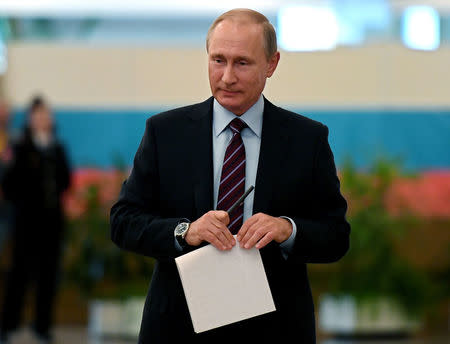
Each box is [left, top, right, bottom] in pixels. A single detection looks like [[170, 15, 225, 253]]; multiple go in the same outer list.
[[213, 95, 264, 138]]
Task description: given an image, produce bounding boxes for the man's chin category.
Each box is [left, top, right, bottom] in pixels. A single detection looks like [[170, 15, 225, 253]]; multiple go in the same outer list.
[[216, 98, 243, 115]]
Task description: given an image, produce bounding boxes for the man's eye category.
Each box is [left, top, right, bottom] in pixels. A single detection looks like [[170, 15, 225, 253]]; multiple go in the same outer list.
[[214, 59, 223, 63], [239, 61, 248, 66]]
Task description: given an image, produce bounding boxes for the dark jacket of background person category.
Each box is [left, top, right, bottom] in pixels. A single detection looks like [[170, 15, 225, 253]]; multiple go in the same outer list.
[[110, 97, 350, 344], [0, 124, 70, 339], [2, 129, 70, 217]]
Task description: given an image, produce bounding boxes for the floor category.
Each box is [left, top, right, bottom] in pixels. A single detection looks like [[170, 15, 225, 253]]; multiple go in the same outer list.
[[321, 339, 449, 344], [3, 327, 448, 344], [2, 327, 131, 344]]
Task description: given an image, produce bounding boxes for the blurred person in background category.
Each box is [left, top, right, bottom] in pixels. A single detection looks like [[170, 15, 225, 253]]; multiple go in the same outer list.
[[0, 96, 70, 344], [0, 100, 12, 253]]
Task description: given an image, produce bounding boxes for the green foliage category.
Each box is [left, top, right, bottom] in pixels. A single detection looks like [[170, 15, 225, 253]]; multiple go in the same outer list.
[[65, 184, 154, 299], [323, 159, 437, 315]]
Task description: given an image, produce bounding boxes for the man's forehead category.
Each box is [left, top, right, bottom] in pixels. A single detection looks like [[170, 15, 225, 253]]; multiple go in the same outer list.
[[215, 18, 262, 33], [210, 20, 264, 48]]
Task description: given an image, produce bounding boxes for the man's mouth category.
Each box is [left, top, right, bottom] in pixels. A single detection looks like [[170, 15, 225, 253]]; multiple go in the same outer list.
[[221, 89, 239, 95]]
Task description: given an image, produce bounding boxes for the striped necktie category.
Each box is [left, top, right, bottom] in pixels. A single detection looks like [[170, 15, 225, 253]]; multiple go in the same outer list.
[[216, 118, 247, 234]]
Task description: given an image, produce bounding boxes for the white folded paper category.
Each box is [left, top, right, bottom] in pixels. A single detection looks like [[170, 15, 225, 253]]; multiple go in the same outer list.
[[175, 237, 276, 333]]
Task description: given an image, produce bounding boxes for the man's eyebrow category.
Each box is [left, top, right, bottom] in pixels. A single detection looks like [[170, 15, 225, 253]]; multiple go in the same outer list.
[[235, 55, 253, 62], [210, 53, 254, 62], [210, 53, 225, 59]]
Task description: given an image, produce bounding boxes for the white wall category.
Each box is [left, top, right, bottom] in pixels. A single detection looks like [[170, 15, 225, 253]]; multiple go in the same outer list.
[[5, 42, 450, 108]]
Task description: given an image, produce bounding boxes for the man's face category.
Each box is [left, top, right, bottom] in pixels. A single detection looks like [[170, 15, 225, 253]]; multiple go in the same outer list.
[[208, 20, 279, 116], [30, 105, 53, 133]]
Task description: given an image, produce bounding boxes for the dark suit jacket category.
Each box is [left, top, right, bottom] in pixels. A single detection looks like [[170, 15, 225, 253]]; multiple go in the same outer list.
[[110, 97, 350, 344]]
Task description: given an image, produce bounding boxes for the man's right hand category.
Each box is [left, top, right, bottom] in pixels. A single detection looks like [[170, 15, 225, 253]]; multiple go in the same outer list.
[[185, 210, 235, 250]]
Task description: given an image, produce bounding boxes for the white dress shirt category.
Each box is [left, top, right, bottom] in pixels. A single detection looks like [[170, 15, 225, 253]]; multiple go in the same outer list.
[[212, 95, 296, 256]]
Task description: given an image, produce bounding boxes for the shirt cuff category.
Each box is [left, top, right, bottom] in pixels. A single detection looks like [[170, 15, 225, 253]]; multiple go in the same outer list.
[[279, 216, 297, 259]]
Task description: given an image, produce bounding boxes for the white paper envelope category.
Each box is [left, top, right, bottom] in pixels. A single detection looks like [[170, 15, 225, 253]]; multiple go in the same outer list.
[[175, 238, 276, 333]]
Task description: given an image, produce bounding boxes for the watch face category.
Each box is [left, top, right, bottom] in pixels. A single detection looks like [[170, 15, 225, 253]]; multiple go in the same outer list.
[[175, 223, 188, 236]]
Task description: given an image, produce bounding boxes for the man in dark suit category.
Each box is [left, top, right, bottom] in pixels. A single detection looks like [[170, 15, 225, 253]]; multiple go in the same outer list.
[[111, 8, 350, 344]]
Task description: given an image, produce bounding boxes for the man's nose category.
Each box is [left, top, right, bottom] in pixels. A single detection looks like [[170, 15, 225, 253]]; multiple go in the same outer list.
[[222, 65, 237, 85]]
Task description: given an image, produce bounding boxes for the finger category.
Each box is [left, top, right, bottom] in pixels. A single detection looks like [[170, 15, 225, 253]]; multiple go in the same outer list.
[[240, 222, 261, 248], [217, 230, 234, 249], [209, 218, 235, 246], [215, 210, 230, 226], [211, 211, 235, 246], [211, 217, 227, 230], [209, 221, 235, 249], [243, 226, 268, 249], [239, 216, 262, 246], [255, 231, 274, 249], [239, 221, 255, 247], [221, 225, 236, 246], [209, 222, 231, 247], [237, 214, 259, 241], [203, 230, 228, 251]]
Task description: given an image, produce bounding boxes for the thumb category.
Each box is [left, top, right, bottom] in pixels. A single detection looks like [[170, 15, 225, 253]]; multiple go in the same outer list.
[[215, 210, 230, 225]]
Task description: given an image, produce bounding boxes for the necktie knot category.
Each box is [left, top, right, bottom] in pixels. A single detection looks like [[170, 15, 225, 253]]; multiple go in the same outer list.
[[229, 118, 247, 134]]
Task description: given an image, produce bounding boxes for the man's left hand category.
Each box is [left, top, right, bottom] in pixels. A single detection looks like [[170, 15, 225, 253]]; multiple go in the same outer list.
[[237, 213, 292, 249]]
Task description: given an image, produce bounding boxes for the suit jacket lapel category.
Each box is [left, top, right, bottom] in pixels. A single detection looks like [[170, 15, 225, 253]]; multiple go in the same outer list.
[[186, 98, 215, 218], [253, 98, 291, 215]]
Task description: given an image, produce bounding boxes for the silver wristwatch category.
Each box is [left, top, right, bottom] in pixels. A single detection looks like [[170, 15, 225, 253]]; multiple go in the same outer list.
[[174, 222, 190, 247]]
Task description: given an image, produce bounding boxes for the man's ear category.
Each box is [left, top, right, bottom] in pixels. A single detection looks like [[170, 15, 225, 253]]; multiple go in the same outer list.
[[267, 51, 280, 78]]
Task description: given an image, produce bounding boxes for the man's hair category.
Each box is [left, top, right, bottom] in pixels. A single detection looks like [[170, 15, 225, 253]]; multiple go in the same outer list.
[[29, 95, 45, 115], [206, 8, 277, 60]]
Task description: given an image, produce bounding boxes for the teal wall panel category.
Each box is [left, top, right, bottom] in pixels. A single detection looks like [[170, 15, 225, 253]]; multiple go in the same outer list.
[[11, 108, 450, 171]]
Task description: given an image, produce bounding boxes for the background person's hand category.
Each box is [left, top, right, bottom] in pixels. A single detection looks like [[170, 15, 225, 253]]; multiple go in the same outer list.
[[185, 210, 235, 250], [237, 213, 292, 249]]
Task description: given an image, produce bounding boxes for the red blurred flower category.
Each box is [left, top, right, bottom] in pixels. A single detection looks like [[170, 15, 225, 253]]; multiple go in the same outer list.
[[385, 171, 450, 218], [63, 168, 127, 220]]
